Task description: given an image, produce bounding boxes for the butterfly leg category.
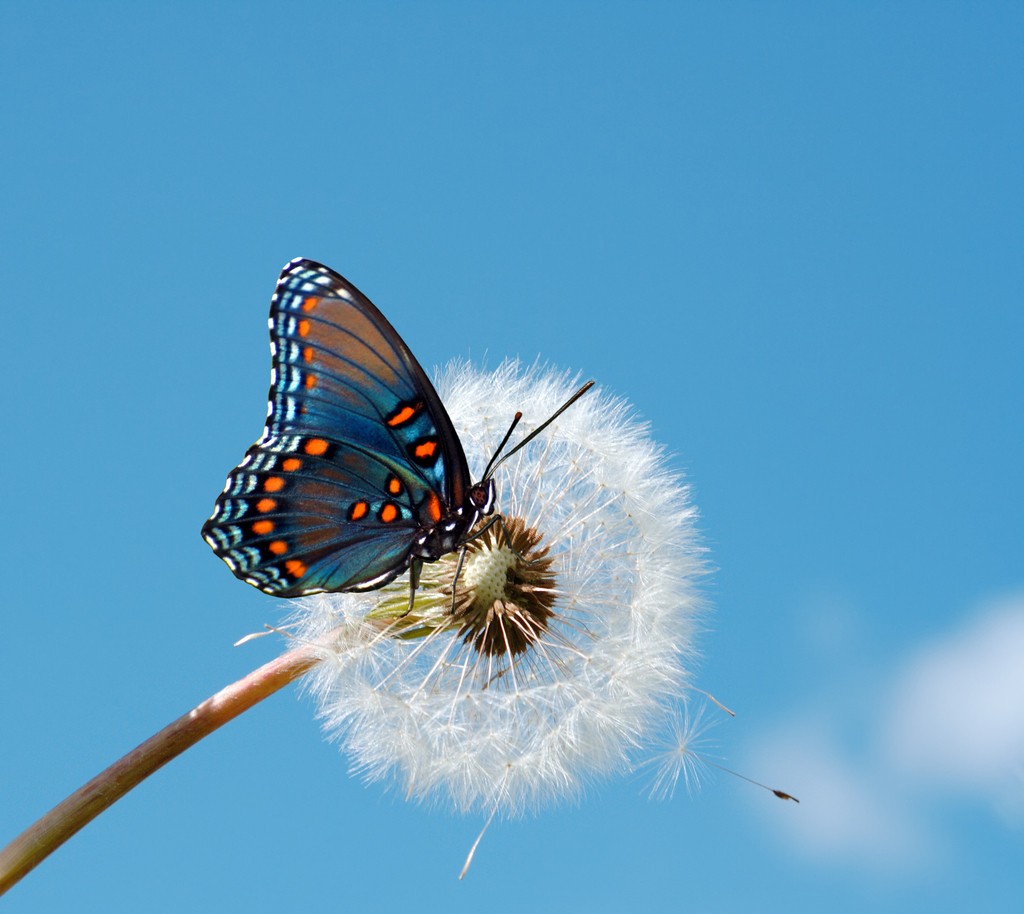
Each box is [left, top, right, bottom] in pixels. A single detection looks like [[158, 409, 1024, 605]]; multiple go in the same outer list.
[[448, 515, 544, 613], [449, 545, 468, 614], [492, 514, 547, 568], [459, 513, 502, 546], [405, 557, 423, 616], [460, 514, 536, 564], [460, 513, 540, 564]]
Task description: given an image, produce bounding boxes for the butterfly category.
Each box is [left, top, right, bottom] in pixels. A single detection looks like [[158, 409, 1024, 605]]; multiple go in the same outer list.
[[202, 258, 590, 601]]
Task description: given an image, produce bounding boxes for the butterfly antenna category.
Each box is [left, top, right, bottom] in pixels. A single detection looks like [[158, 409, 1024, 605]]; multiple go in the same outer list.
[[481, 411, 524, 481], [484, 381, 594, 479]]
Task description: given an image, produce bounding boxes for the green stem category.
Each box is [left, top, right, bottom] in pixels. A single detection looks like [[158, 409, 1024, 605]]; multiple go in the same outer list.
[[0, 644, 320, 897]]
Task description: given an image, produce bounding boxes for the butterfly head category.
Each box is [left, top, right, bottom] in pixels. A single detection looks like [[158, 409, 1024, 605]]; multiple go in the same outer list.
[[468, 478, 496, 517]]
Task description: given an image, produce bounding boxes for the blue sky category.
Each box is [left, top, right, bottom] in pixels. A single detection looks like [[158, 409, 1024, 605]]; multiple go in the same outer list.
[[2, 2, 1021, 911]]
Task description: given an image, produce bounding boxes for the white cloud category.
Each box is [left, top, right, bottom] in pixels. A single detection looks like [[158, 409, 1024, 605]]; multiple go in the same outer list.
[[883, 595, 1024, 808], [750, 716, 938, 871], [745, 591, 1024, 871]]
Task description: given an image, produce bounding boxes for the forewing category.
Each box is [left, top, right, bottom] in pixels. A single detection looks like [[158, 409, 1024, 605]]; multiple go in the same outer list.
[[202, 258, 467, 595], [266, 258, 470, 507]]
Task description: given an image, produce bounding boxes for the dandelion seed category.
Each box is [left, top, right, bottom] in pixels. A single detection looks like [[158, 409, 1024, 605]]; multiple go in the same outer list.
[[292, 361, 706, 816], [640, 701, 717, 800]]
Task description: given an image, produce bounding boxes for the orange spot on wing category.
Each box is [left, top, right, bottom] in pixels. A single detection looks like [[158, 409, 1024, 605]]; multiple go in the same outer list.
[[264, 476, 285, 492], [302, 296, 318, 312], [387, 475, 402, 495], [387, 403, 420, 427], [304, 438, 329, 456], [380, 503, 398, 523], [304, 373, 317, 389], [298, 319, 310, 337], [414, 440, 438, 459], [426, 492, 442, 523], [349, 501, 368, 521], [285, 559, 307, 579], [282, 458, 301, 472], [268, 540, 288, 555], [252, 520, 274, 535], [256, 498, 277, 513], [302, 346, 314, 362]]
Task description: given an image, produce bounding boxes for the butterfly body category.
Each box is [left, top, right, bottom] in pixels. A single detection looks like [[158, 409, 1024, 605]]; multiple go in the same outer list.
[[202, 258, 494, 598]]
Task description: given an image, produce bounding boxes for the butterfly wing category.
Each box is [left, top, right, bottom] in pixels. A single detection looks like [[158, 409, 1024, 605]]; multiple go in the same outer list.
[[202, 258, 471, 597]]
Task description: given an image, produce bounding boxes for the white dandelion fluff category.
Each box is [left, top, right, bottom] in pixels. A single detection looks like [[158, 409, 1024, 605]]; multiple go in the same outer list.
[[293, 361, 706, 816], [640, 701, 717, 800]]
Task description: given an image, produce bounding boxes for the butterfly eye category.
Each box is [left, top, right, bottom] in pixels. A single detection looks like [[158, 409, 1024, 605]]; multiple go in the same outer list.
[[469, 479, 496, 515]]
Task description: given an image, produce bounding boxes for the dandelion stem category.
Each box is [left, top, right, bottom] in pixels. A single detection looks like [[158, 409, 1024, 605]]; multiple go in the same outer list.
[[0, 644, 321, 897]]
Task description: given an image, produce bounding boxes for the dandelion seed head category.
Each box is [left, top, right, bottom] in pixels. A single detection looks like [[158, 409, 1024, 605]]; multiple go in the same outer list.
[[461, 539, 517, 607], [450, 518, 556, 657], [292, 361, 706, 815]]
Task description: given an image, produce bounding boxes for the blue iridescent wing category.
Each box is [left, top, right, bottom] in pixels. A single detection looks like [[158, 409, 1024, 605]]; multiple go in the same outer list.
[[202, 258, 471, 597]]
